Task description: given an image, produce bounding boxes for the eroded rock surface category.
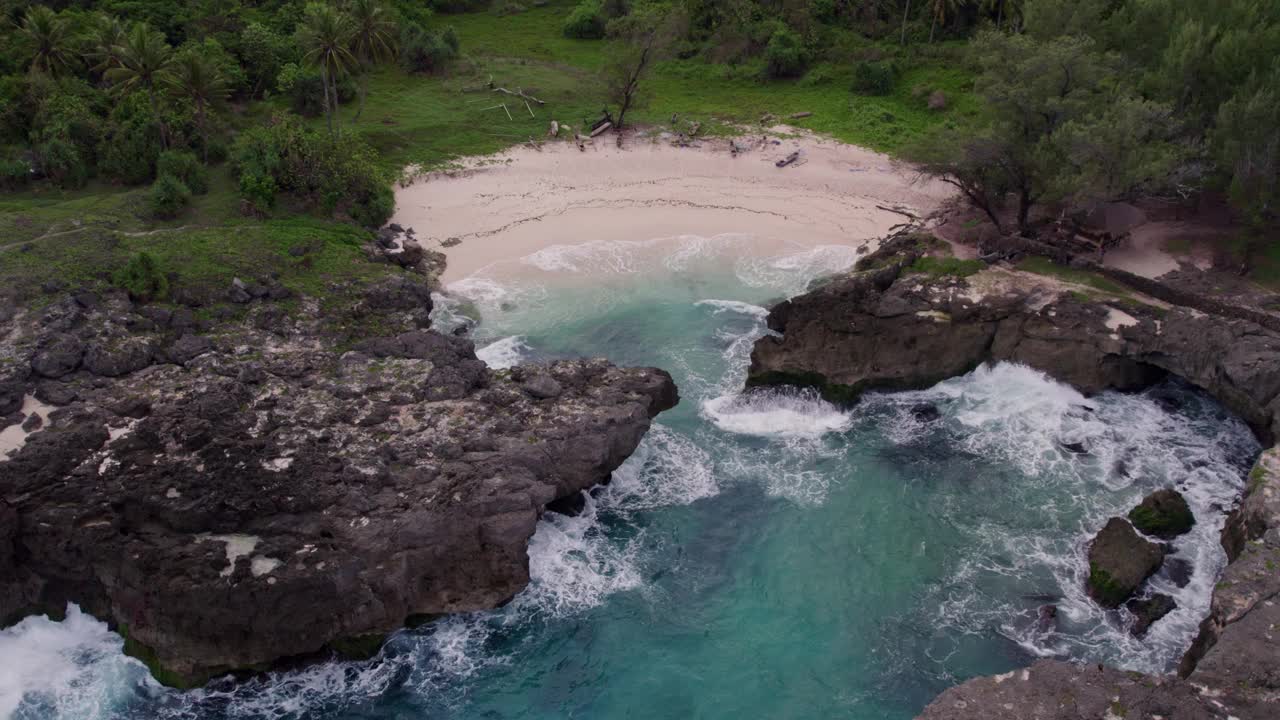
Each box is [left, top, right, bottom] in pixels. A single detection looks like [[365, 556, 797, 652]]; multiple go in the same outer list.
[[0, 272, 677, 685]]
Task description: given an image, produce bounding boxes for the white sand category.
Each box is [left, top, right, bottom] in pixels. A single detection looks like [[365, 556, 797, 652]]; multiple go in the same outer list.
[[0, 395, 53, 462], [391, 132, 951, 284]]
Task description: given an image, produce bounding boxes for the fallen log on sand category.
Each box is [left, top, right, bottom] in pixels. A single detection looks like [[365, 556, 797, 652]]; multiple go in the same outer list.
[[790, 111, 813, 119], [590, 122, 613, 138], [776, 151, 800, 168]]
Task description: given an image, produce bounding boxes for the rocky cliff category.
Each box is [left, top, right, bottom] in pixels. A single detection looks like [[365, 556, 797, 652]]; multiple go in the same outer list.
[[747, 239, 1279, 719], [0, 253, 676, 686]]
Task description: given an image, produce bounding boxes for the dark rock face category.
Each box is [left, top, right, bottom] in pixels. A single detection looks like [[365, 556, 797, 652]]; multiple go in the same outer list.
[[0, 275, 678, 686], [1127, 593, 1177, 637], [31, 333, 84, 378], [748, 263, 1280, 443], [1129, 488, 1196, 539], [1086, 517, 1165, 607]]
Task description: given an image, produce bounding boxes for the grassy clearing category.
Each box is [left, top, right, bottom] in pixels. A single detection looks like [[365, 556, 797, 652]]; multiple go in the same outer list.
[[0, 216, 387, 302], [1015, 256, 1130, 296], [334, 0, 977, 170]]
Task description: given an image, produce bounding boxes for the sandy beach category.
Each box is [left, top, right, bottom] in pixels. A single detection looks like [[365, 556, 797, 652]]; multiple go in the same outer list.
[[390, 131, 952, 284]]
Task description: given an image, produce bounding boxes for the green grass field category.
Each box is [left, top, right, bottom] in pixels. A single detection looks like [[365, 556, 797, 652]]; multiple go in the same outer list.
[[336, 0, 978, 171]]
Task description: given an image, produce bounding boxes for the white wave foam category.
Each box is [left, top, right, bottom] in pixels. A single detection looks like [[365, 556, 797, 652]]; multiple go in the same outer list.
[[0, 605, 143, 720], [876, 363, 1259, 674], [694, 299, 769, 319], [735, 245, 859, 295], [702, 389, 852, 438], [517, 495, 643, 618], [520, 239, 650, 274], [600, 424, 719, 511], [475, 336, 529, 369]]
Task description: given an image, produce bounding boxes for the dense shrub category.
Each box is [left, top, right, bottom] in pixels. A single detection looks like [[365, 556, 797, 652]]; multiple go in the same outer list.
[[286, 71, 357, 117], [852, 60, 897, 96], [400, 24, 461, 74], [231, 115, 394, 228], [563, 1, 607, 40], [156, 150, 209, 195], [149, 173, 192, 219], [28, 80, 102, 187], [98, 94, 164, 185], [0, 154, 32, 190], [764, 28, 808, 79], [113, 252, 168, 301]]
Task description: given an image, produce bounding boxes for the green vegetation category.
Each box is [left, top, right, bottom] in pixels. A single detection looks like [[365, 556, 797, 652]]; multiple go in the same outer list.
[[1128, 503, 1195, 539], [1015, 257, 1129, 296], [908, 255, 984, 278], [1086, 562, 1127, 607], [112, 252, 169, 301]]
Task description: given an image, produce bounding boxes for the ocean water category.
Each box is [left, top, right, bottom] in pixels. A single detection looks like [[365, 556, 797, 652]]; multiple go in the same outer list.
[[1, 234, 1260, 720]]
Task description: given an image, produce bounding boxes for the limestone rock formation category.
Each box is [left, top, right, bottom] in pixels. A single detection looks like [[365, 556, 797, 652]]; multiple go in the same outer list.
[[0, 272, 677, 686], [1086, 517, 1165, 607], [1129, 488, 1196, 539]]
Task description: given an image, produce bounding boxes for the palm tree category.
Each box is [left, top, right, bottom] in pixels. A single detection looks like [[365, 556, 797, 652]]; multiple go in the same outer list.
[[84, 14, 127, 78], [928, 0, 967, 43], [20, 6, 76, 75], [297, 3, 356, 136], [347, 0, 397, 123], [900, 0, 912, 46], [166, 53, 229, 161], [106, 24, 175, 148], [983, 0, 1022, 30]]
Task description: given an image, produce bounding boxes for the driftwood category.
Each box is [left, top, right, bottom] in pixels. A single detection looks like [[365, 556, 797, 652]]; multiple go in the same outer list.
[[548, 120, 560, 137], [482, 103, 514, 121], [688, 121, 701, 137], [876, 204, 918, 220], [590, 121, 612, 138], [573, 132, 586, 151], [526, 136, 543, 151], [776, 151, 800, 168], [493, 86, 546, 105], [790, 111, 813, 119]]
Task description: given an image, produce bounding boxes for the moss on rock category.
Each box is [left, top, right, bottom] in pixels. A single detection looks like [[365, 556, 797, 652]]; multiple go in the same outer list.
[[1128, 489, 1195, 539]]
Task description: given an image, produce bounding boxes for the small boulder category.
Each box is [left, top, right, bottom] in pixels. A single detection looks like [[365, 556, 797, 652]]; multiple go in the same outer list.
[[1127, 489, 1195, 539], [34, 380, 77, 407], [1126, 593, 1177, 637], [227, 278, 252, 304], [167, 335, 214, 365], [84, 337, 154, 377], [927, 90, 947, 111], [31, 333, 85, 378], [521, 374, 562, 400], [1086, 517, 1165, 607]]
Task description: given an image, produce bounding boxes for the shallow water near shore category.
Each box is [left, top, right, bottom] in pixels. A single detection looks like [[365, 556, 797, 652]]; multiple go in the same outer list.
[[1, 235, 1260, 720]]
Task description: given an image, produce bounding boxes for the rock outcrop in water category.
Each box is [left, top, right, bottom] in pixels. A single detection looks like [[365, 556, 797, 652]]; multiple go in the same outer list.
[[745, 239, 1280, 719], [0, 263, 677, 685], [1085, 517, 1165, 607]]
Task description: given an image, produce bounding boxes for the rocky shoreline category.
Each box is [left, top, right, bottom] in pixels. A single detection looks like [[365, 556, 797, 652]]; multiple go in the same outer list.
[[0, 234, 677, 686], [747, 234, 1279, 719]]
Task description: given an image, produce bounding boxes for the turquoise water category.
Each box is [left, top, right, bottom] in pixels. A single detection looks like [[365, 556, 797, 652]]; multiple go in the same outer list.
[[0, 235, 1259, 720]]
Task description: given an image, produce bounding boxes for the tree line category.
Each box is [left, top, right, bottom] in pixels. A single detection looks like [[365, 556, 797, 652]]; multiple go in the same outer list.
[[1, 0, 461, 227]]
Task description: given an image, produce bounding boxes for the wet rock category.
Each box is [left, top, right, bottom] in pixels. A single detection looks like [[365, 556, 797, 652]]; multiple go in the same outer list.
[[1035, 604, 1057, 633], [1127, 593, 1177, 637], [1086, 517, 1165, 607], [1162, 556, 1193, 588], [20, 412, 42, 432], [911, 403, 941, 422], [1059, 440, 1088, 455], [1128, 488, 1195, 539], [30, 333, 84, 378]]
